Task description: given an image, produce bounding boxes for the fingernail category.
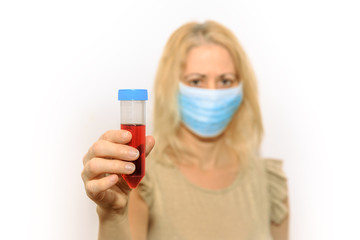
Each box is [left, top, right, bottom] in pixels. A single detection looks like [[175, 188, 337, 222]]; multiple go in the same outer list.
[[128, 149, 139, 158], [109, 175, 117, 183], [122, 131, 129, 138], [125, 163, 135, 172]]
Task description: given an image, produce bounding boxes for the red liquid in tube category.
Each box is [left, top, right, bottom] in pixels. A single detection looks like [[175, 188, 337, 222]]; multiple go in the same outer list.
[[121, 124, 145, 189]]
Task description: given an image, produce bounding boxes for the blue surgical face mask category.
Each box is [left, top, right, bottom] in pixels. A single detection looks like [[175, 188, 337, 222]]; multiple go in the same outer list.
[[178, 82, 243, 138]]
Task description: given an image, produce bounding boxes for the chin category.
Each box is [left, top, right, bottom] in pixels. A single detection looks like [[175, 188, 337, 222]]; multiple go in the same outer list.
[[181, 123, 226, 142]]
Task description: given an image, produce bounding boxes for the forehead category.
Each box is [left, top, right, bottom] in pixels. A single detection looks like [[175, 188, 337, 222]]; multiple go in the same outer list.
[[184, 44, 235, 74]]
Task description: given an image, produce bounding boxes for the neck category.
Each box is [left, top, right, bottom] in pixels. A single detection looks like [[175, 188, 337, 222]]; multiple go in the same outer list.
[[177, 124, 235, 169]]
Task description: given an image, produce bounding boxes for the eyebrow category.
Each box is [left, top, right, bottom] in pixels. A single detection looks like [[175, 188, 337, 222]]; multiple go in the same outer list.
[[183, 73, 206, 79], [219, 73, 237, 78], [184, 72, 236, 79]]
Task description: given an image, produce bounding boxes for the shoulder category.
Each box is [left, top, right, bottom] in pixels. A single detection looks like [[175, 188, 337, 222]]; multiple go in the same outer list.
[[262, 158, 289, 225]]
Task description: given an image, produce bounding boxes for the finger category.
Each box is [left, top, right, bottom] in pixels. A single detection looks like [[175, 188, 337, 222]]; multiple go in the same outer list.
[[83, 158, 136, 181], [145, 136, 155, 157], [88, 140, 139, 160], [85, 174, 119, 201], [100, 130, 132, 144], [83, 130, 133, 166]]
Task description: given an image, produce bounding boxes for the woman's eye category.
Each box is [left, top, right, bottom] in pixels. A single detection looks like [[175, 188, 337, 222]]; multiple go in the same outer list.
[[189, 79, 201, 87], [220, 79, 234, 86]]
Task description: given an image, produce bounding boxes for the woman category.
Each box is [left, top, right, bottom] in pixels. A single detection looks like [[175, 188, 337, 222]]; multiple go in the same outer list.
[[81, 20, 289, 240]]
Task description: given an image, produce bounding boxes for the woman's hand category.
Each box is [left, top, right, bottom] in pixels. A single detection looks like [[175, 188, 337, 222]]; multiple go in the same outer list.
[[81, 130, 155, 215]]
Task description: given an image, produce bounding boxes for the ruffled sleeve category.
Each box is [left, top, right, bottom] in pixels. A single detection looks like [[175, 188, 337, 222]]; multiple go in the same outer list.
[[137, 160, 155, 209], [265, 158, 289, 224]]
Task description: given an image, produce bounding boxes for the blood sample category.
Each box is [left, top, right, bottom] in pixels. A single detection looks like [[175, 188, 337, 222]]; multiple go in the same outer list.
[[120, 124, 145, 189], [118, 89, 148, 189]]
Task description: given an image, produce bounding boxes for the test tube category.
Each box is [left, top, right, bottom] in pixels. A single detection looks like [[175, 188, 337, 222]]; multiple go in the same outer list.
[[118, 89, 148, 189]]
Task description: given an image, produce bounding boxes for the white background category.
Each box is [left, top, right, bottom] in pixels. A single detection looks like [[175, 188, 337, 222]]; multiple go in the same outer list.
[[1, 0, 359, 239]]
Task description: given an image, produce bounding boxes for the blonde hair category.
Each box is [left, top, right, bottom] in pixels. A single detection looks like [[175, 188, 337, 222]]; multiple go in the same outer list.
[[151, 20, 263, 165]]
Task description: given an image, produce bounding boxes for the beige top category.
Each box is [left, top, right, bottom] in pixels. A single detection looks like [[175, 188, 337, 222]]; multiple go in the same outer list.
[[138, 158, 288, 240]]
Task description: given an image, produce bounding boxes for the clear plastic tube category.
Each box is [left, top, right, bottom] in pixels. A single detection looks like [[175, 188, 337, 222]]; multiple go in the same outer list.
[[118, 89, 148, 189]]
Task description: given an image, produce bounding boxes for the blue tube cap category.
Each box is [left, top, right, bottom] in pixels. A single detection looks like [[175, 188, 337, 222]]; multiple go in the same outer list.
[[118, 89, 148, 101]]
